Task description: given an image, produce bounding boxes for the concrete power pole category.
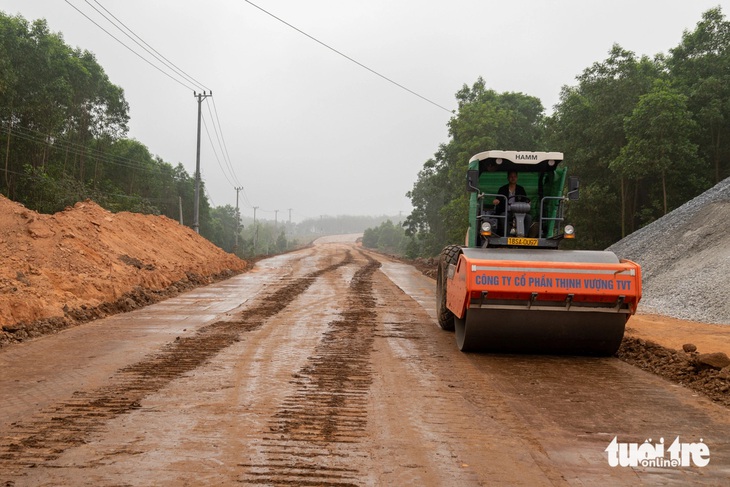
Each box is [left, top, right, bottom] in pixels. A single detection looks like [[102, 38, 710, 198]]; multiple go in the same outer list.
[[234, 187, 243, 251], [193, 90, 212, 234], [253, 206, 259, 253], [288, 208, 293, 225], [274, 209, 279, 227]]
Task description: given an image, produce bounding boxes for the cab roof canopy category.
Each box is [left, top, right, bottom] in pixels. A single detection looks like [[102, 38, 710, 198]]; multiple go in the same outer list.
[[469, 150, 564, 173]]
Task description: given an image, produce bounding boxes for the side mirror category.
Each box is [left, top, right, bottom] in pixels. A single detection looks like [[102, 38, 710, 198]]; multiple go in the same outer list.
[[568, 176, 579, 200], [466, 169, 479, 193]]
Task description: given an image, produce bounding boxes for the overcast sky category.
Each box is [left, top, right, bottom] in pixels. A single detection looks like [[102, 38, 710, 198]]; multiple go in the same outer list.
[[3, 1, 727, 222]]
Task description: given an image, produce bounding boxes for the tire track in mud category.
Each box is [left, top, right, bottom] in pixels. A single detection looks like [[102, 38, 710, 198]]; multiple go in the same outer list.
[[0, 252, 354, 469], [238, 252, 381, 487]]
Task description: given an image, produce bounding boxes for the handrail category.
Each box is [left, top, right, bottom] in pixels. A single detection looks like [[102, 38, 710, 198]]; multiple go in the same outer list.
[[479, 193, 507, 237], [539, 196, 565, 238]]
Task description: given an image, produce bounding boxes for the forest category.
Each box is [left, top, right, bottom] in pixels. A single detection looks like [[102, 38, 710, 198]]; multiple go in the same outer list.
[[2, 9, 729, 258], [398, 7, 730, 256]]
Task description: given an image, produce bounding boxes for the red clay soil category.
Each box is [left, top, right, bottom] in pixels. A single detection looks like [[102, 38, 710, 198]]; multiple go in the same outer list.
[[0, 195, 246, 346], [2, 197, 728, 408]]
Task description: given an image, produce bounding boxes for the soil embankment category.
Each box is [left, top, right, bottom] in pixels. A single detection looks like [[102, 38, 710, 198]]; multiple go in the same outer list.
[[0, 196, 245, 346]]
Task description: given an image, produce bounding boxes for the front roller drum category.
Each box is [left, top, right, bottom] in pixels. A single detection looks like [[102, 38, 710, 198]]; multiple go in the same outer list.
[[455, 308, 627, 356]]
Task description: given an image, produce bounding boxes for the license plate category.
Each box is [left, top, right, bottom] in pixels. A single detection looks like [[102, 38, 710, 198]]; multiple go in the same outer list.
[[508, 237, 538, 246]]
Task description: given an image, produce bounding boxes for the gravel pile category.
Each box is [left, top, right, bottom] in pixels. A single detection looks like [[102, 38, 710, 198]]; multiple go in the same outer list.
[[607, 177, 730, 325]]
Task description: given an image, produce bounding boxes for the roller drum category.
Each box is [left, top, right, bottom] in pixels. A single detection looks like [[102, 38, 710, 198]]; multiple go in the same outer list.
[[456, 308, 627, 356]]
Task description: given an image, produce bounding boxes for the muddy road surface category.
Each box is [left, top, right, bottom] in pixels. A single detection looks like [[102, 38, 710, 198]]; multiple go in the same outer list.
[[1, 236, 729, 486]]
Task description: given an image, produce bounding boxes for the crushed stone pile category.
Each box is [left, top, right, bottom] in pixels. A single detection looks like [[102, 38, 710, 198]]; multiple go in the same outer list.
[[0, 196, 246, 343], [608, 177, 730, 325]]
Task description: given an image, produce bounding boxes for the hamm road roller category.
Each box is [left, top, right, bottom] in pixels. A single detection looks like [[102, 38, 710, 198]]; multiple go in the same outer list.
[[437, 150, 642, 355]]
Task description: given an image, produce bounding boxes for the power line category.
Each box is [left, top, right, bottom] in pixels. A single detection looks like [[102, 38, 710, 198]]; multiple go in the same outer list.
[[88, 0, 211, 92], [63, 1, 243, 194], [62, 0, 196, 92], [243, 0, 453, 114], [240, 186, 253, 208], [201, 115, 236, 187], [2, 167, 176, 204], [205, 100, 241, 187], [4, 123, 164, 174], [205, 187, 216, 208], [211, 97, 240, 185]]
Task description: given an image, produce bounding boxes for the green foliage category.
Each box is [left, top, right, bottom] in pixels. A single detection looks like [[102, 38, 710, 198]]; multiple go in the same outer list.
[[361, 220, 413, 255], [667, 7, 730, 185], [236, 221, 295, 258], [276, 231, 288, 253], [546, 45, 660, 244], [361, 227, 378, 249], [546, 10, 728, 245], [404, 155, 451, 256], [207, 205, 240, 253], [611, 80, 698, 215], [405, 79, 545, 256]]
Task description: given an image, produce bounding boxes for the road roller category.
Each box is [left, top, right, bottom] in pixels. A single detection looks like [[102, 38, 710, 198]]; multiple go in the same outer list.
[[436, 150, 642, 355]]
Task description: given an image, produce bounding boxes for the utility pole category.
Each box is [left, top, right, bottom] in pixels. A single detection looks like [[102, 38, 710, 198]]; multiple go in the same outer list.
[[288, 208, 293, 225], [193, 90, 212, 234], [234, 187, 243, 251], [274, 209, 279, 227], [253, 206, 259, 253]]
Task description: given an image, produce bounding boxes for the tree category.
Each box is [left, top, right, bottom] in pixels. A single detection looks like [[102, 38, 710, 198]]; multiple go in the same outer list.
[[667, 6, 730, 184], [207, 205, 240, 252], [362, 227, 379, 249], [361, 220, 409, 255], [546, 45, 659, 245], [276, 231, 288, 253], [405, 78, 545, 256], [404, 152, 451, 256], [611, 80, 698, 218], [0, 12, 129, 201]]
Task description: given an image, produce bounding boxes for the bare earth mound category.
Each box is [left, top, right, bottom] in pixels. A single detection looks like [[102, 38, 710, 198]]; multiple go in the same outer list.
[[0, 196, 246, 346]]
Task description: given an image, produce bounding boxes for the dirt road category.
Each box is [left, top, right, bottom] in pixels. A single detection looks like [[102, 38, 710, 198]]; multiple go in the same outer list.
[[1, 236, 729, 486]]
